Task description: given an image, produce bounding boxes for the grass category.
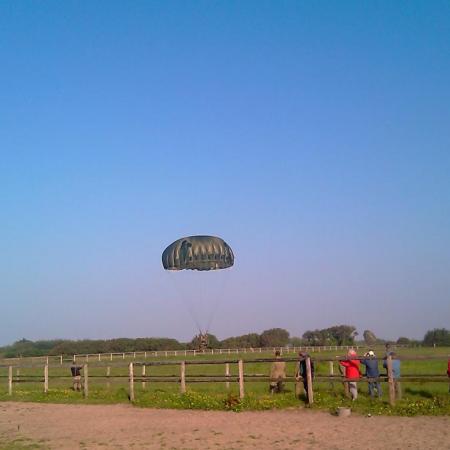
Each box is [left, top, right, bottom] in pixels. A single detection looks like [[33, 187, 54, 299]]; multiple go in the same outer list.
[[0, 436, 47, 449], [0, 346, 449, 416]]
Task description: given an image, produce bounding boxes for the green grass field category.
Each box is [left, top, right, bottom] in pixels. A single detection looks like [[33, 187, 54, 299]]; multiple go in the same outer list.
[[1, 346, 449, 416]]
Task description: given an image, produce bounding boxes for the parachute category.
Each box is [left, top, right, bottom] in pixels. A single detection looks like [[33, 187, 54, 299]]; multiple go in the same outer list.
[[162, 235, 234, 271], [162, 235, 234, 343]]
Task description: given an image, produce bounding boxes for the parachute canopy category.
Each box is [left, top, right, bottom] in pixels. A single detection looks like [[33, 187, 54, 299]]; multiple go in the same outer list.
[[162, 235, 234, 271]]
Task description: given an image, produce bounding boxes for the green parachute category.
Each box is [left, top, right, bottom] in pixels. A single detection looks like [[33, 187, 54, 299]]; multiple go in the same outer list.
[[162, 235, 234, 271]]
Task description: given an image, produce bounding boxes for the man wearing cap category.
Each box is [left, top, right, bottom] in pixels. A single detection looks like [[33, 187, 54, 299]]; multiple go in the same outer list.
[[361, 350, 382, 398]]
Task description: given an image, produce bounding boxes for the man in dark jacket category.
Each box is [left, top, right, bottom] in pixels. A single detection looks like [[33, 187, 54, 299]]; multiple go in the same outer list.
[[295, 352, 314, 402], [361, 350, 382, 398]]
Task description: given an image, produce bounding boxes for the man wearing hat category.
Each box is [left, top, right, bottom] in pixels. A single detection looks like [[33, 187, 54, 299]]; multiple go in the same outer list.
[[361, 350, 382, 398]]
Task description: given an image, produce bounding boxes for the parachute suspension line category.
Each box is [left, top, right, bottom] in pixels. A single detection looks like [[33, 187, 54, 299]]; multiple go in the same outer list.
[[164, 270, 204, 335], [204, 269, 231, 334]]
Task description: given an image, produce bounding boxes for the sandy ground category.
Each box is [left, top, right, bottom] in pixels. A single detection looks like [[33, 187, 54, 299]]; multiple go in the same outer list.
[[0, 402, 449, 450]]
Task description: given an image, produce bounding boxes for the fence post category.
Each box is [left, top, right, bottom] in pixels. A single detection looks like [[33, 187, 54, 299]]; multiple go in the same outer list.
[[8, 366, 12, 395], [142, 364, 147, 390], [60, 355, 63, 365], [329, 361, 335, 388], [110, 353, 113, 361], [129, 363, 135, 402], [106, 366, 111, 389], [238, 360, 245, 399], [98, 354, 101, 362], [306, 356, 314, 404], [83, 364, 88, 398], [387, 355, 395, 406], [44, 364, 49, 393], [180, 361, 186, 394], [225, 363, 230, 390]]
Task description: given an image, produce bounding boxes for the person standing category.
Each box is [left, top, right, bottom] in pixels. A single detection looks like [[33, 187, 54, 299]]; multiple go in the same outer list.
[[361, 350, 382, 398], [340, 349, 361, 401], [269, 350, 286, 394], [295, 352, 315, 402], [70, 362, 83, 391]]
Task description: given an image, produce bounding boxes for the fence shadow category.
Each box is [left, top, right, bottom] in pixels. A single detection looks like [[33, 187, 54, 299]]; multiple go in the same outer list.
[[404, 387, 434, 398]]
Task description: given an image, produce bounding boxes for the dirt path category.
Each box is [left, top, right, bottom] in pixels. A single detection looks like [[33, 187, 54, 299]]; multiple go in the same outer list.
[[0, 402, 449, 449]]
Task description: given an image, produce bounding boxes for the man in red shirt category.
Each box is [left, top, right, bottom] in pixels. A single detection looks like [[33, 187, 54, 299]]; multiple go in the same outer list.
[[340, 349, 361, 401]]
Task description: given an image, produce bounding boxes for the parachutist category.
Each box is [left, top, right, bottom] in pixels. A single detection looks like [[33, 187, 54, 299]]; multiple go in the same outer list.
[[199, 332, 208, 351]]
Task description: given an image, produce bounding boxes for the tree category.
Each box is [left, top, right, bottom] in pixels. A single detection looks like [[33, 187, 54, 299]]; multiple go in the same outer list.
[[218, 332, 260, 349], [289, 336, 304, 347], [302, 325, 357, 346], [188, 333, 220, 349], [396, 337, 410, 345], [363, 330, 377, 346], [326, 325, 357, 346], [260, 328, 290, 347], [423, 328, 450, 346]]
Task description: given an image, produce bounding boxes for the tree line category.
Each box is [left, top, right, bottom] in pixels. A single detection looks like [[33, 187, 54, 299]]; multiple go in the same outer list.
[[1, 326, 449, 358]]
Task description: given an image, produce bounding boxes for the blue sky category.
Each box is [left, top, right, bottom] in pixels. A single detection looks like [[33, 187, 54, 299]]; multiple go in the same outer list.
[[1, 1, 449, 345]]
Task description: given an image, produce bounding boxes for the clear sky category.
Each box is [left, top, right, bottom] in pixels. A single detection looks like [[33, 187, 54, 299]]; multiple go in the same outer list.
[[1, 1, 449, 345]]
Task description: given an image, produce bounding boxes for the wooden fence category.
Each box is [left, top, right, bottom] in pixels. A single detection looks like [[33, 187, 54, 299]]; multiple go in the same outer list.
[[2, 354, 448, 407]]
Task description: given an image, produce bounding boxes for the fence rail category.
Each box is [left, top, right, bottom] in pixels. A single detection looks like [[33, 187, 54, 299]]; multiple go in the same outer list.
[[0, 345, 373, 366], [2, 354, 448, 407]]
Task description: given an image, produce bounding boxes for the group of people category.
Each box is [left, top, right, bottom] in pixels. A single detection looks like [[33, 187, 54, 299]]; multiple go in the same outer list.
[[71, 348, 450, 396], [338, 348, 401, 401], [269, 347, 403, 401], [269, 350, 314, 401]]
